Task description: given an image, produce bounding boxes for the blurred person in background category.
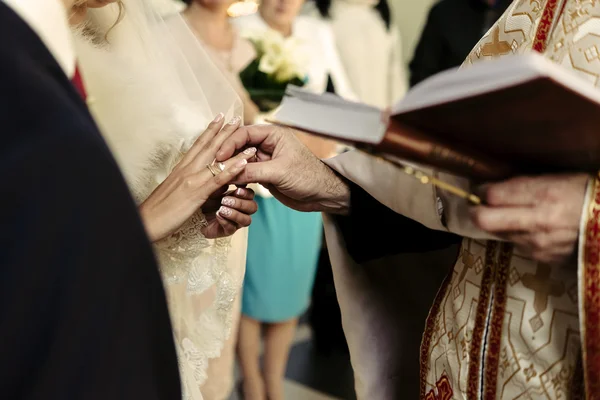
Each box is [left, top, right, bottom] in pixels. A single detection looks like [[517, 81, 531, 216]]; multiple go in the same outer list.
[[233, 2, 356, 399], [409, 0, 511, 87], [182, 0, 260, 125], [305, 0, 406, 108]]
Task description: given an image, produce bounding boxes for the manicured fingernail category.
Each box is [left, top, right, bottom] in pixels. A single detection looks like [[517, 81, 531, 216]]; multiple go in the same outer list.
[[235, 159, 247, 168], [222, 197, 235, 207], [218, 206, 232, 217], [236, 188, 246, 196], [213, 112, 224, 123], [243, 147, 257, 155], [228, 116, 241, 125]]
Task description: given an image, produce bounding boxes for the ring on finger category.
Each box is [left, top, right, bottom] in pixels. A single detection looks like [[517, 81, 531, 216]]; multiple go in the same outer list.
[[206, 164, 221, 177], [211, 158, 226, 172]]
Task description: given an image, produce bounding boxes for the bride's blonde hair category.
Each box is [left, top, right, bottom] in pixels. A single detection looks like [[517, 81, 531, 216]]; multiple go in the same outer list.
[[72, 0, 125, 43], [105, 1, 125, 40]]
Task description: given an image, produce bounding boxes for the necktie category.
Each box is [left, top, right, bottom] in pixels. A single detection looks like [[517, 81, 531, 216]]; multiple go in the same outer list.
[[71, 65, 87, 102]]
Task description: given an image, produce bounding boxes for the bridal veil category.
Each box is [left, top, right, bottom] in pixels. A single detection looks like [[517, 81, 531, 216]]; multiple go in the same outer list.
[[72, 1, 245, 398]]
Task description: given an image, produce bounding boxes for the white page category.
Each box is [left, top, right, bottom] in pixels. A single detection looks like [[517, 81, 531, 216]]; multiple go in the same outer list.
[[273, 53, 600, 147], [393, 52, 600, 114], [273, 90, 387, 143]]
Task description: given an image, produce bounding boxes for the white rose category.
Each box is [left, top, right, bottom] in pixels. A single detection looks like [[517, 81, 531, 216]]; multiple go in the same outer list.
[[261, 29, 285, 56], [274, 60, 297, 82], [262, 31, 285, 58], [258, 53, 283, 75]]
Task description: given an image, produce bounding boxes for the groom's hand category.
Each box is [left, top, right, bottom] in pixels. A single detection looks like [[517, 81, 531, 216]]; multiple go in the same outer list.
[[216, 125, 351, 214]]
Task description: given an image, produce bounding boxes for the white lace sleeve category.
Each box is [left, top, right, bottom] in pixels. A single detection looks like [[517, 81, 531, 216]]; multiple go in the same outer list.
[[154, 211, 242, 398]]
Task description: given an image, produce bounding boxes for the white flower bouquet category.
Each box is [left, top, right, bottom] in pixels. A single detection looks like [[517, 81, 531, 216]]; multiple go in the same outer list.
[[240, 29, 308, 112]]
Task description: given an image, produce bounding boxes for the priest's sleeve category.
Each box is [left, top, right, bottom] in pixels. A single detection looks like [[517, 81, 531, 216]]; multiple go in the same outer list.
[[334, 182, 462, 264]]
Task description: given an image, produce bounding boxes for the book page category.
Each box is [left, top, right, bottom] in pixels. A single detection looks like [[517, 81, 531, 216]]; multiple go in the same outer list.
[[392, 52, 600, 115], [271, 89, 387, 144]]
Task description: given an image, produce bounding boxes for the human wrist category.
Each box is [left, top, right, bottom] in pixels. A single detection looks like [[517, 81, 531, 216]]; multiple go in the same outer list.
[[315, 162, 351, 215], [138, 203, 162, 243]]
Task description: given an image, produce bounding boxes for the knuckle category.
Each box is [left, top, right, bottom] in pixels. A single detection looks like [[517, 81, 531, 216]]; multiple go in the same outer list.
[[537, 185, 557, 202], [531, 250, 552, 264], [214, 173, 228, 186], [530, 234, 549, 251], [471, 208, 489, 230], [245, 168, 258, 182], [485, 186, 502, 205], [541, 207, 562, 230], [249, 201, 259, 214]]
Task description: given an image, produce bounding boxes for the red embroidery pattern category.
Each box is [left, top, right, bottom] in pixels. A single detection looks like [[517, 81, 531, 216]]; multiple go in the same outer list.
[[532, 0, 567, 53], [424, 375, 454, 400], [467, 241, 498, 398], [582, 175, 600, 400], [420, 265, 455, 398], [483, 243, 514, 400]]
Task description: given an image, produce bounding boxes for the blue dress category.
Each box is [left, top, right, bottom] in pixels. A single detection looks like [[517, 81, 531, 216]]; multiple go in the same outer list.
[[242, 196, 323, 322]]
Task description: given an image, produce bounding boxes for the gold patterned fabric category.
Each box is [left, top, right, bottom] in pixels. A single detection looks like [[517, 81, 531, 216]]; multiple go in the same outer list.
[[421, 1, 600, 398]]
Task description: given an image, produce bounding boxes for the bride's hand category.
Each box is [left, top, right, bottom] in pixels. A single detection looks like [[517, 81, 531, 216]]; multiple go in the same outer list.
[[201, 187, 258, 238], [139, 115, 257, 242]]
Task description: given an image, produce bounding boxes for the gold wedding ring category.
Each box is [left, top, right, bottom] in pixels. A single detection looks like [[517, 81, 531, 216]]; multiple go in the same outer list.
[[206, 160, 226, 177], [206, 164, 220, 177]]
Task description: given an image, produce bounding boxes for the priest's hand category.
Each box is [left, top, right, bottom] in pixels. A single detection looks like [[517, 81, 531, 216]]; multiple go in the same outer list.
[[470, 174, 590, 265], [139, 115, 257, 242], [216, 125, 351, 215]]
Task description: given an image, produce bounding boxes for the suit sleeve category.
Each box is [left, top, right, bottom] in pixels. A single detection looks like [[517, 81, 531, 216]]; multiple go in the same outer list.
[[408, 5, 445, 87], [0, 127, 173, 397], [0, 5, 180, 397], [333, 182, 461, 264]]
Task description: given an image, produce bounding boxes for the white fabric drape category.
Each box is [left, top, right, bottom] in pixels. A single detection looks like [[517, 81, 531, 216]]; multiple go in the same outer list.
[[73, 2, 246, 398]]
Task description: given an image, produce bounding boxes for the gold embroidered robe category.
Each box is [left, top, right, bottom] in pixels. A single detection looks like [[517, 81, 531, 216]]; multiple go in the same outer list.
[[421, 1, 598, 398], [323, 1, 600, 399]]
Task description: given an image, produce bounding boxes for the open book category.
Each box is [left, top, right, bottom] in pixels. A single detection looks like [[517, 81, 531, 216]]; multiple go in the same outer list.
[[269, 52, 600, 181]]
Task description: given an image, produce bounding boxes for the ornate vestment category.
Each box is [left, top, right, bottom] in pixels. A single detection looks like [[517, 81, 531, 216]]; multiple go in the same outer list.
[[323, 1, 600, 399], [421, 1, 599, 398]]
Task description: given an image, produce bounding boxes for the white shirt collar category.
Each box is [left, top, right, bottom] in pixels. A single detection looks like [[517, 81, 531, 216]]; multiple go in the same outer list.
[[3, 0, 76, 78]]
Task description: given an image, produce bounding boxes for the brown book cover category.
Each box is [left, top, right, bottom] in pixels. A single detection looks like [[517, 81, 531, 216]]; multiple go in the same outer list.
[[375, 117, 513, 180], [269, 53, 600, 181]]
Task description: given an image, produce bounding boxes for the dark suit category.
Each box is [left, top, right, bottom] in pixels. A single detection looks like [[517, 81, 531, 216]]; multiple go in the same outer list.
[[337, 183, 461, 263], [0, 4, 180, 399], [409, 0, 511, 87]]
